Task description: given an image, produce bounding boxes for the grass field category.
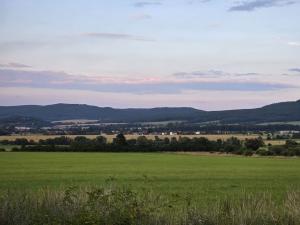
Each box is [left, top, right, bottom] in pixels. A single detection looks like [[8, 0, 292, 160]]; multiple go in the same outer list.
[[1, 152, 299, 202]]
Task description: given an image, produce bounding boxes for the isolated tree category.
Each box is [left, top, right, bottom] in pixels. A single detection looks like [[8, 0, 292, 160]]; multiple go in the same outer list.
[[285, 139, 298, 147], [223, 137, 242, 152], [113, 133, 127, 145], [244, 137, 264, 151], [136, 136, 149, 147], [95, 136, 107, 145], [70, 136, 92, 151]]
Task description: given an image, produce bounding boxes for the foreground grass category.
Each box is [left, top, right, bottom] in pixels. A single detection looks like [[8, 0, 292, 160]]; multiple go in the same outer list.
[[1, 152, 300, 202], [1, 152, 300, 224], [1, 185, 299, 225]]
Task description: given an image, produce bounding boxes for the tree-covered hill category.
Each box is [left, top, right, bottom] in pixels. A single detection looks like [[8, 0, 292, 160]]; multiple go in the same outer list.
[[0, 100, 299, 124]]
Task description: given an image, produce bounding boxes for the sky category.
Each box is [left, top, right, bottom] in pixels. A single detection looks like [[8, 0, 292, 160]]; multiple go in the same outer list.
[[0, 0, 300, 110]]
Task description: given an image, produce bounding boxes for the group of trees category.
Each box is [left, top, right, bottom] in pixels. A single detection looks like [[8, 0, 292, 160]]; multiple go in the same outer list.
[[257, 139, 300, 156], [2, 134, 299, 156], [1, 134, 260, 154]]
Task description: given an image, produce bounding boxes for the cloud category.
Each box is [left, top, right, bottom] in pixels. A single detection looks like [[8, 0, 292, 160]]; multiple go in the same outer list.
[[187, 0, 211, 4], [289, 68, 300, 72], [133, 1, 163, 7], [131, 13, 152, 20], [229, 0, 297, 11], [288, 41, 300, 46], [0, 69, 294, 95], [173, 70, 229, 78], [173, 70, 260, 78], [235, 72, 260, 76], [0, 41, 47, 51], [0, 62, 31, 68], [206, 23, 222, 30], [81, 32, 155, 42]]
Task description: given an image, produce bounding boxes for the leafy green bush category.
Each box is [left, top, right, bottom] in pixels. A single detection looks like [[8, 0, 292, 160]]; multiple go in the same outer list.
[[244, 137, 264, 151], [256, 147, 270, 156], [243, 150, 254, 156], [11, 147, 20, 152]]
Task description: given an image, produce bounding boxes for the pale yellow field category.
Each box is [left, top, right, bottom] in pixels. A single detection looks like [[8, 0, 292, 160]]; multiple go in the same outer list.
[[265, 140, 287, 145]]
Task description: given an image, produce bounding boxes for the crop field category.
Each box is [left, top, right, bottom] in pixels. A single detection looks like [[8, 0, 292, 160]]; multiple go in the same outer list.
[[1, 152, 299, 202]]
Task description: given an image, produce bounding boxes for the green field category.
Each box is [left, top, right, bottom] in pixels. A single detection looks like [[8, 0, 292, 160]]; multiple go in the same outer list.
[[1, 152, 300, 202]]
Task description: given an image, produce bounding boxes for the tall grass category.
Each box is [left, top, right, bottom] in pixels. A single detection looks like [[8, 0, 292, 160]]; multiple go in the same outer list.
[[0, 185, 299, 225]]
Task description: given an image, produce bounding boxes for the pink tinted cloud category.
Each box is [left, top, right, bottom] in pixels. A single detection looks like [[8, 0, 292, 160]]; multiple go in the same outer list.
[[0, 68, 297, 95]]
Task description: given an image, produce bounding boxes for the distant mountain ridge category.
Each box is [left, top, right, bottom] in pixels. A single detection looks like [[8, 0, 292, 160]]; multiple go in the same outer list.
[[0, 100, 299, 124]]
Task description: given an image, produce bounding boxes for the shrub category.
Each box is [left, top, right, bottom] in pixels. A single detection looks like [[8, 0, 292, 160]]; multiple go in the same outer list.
[[11, 147, 20, 152], [256, 147, 270, 156], [245, 137, 264, 151], [269, 145, 286, 155], [243, 150, 254, 156], [286, 140, 298, 147]]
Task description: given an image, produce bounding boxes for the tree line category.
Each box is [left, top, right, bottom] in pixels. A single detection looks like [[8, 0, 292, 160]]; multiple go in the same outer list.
[[1, 134, 299, 156]]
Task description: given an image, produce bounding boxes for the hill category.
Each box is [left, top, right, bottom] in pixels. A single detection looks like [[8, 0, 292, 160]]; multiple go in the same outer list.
[[0, 100, 299, 124], [196, 100, 300, 123], [0, 116, 51, 128], [0, 104, 203, 122]]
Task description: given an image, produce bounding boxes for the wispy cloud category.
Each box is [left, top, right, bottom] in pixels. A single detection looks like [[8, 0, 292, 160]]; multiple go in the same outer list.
[[133, 1, 163, 7], [187, 0, 211, 4], [0, 69, 294, 94], [288, 41, 300, 46], [173, 70, 259, 78], [81, 32, 155, 42], [289, 68, 300, 72], [131, 13, 152, 20], [0, 62, 31, 68], [235, 73, 260, 76], [229, 0, 297, 12], [0, 40, 47, 51], [206, 23, 222, 30], [173, 70, 229, 78]]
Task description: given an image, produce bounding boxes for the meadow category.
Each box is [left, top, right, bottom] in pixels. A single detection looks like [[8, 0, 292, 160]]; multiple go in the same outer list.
[[1, 152, 300, 224], [1, 152, 299, 201]]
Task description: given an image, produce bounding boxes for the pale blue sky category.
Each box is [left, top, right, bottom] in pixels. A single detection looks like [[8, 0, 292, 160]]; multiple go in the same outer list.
[[0, 0, 300, 109]]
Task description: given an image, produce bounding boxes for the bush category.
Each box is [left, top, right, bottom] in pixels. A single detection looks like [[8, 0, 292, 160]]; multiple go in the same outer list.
[[243, 150, 254, 156], [245, 137, 264, 151], [268, 145, 287, 155], [286, 140, 298, 147], [11, 147, 20, 152], [256, 147, 270, 156]]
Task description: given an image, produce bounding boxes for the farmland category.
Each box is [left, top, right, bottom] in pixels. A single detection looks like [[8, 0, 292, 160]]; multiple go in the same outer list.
[[1, 141, 300, 224], [1, 152, 299, 201], [1, 135, 299, 224]]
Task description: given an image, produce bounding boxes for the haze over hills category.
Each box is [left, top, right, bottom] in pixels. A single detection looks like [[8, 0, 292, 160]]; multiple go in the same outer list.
[[0, 100, 299, 124]]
